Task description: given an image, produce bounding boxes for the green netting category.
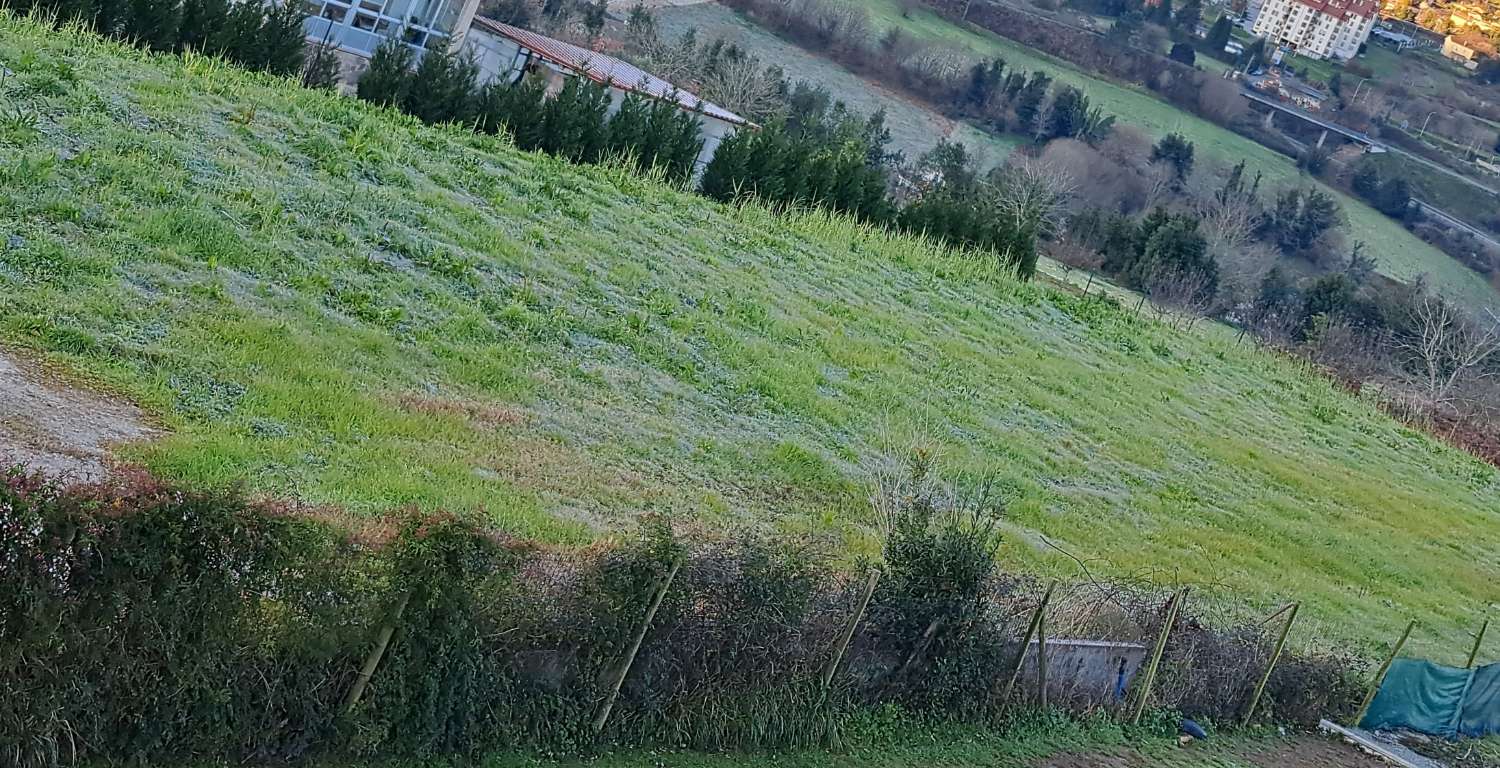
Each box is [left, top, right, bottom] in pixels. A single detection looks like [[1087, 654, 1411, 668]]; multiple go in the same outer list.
[[1360, 659, 1500, 738], [1360, 659, 1472, 737], [1459, 662, 1500, 738]]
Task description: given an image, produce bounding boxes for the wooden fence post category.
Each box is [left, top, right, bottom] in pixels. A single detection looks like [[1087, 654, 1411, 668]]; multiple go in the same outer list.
[[821, 568, 881, 691], [1241, 602, 1299, 728], [1130, 588, 1186, 726], [343, 590, 411, 714], [1037, 599, 1049, 712], [592, 557, 683, 736], [1354, 619, 1416, 728], [997, 582, 1056, 715], [1466, 618, 1489, 669]]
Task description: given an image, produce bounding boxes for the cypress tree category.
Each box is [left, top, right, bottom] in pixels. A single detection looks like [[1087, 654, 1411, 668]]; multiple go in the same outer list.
[[1204, 15, 1232, 54], [1013, 72, 1051, 129], [302, 40, 342, 90], [356, 37, 415, 108], [667, 109, 703, 182], [177, 0, 227, 52], [698, 128, 753, 201], [256, 1, 309, 76], [123, 0, 181, 52], [606, 93, 651, 164], [402, 48, 478, 124], [213, 0, 265, 66], [504, 78, 548, 150]]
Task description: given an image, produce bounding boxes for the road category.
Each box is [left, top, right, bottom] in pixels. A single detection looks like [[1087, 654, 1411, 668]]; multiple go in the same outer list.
[[1414, 198, 1500, 250], [1241, 86, 1500, 197]]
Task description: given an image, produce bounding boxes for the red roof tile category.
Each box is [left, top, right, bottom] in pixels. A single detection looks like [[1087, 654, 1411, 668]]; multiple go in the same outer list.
[[1290, 0, 1378, 20], [469, 17, 753, 127]]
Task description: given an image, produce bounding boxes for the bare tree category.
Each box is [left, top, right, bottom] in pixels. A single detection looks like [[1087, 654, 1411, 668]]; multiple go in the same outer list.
[[1400, 297, 1500, 408], [993, 155, 1077, 237], [1145, 266, 1216, 329], [1140, 162, 1174, 213], [1188, 167, 1260, 259], [699, 58, 785, 121]]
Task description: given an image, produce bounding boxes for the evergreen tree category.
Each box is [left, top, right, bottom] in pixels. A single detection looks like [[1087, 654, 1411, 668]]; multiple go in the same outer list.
[[1351, 160, 1382, 199], [177, 0, 227, 52], [403, 47, 479, 124], [1150, 132, 1195, 180], [1044, 86, 1087, 140], [539, 77, 610, 163], [1174, 0, 1201, 33], [213, 0, 266, 66], [255, 1, 310, 76], [1150, 0, 1173, 25], [302, 40, 342, 90], [1013, 72, 1052, 130], [1264, 188, 1341, 252], [356, 37, 415, 108], [1238, 37, 1266, 70], [1169, 41, 1196, 65], [123, 0, 180, 52], [606, 93, 652, 162], [1204, 15, 1232, 55], [699, 127, 753, 201]]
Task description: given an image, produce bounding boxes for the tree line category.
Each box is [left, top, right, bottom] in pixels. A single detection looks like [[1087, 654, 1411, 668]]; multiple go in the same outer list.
[[5, 0, 311, 78], [356, 39, 706, 182]]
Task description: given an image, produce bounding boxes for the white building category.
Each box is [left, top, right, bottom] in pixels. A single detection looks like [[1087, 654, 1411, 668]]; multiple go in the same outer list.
[[1250, 0, 1378, 59], [301, 0, 480, 63], [462, 18, 754, 175]]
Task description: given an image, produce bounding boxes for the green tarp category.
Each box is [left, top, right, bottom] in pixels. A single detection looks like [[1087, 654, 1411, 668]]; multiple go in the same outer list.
[[1360, 658, 1500, 738]]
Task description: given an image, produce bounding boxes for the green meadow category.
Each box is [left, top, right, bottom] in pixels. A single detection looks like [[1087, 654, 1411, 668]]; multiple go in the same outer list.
[[2, 16, 1498, 657], [832, 0, 1500, 307]]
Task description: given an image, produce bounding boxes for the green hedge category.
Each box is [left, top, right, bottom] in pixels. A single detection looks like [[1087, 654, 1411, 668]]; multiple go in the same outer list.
[[0, 467, 1360, 766]]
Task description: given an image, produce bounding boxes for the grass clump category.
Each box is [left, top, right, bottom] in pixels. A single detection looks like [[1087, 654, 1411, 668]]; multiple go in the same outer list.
[[0, 15, 1498, 660]]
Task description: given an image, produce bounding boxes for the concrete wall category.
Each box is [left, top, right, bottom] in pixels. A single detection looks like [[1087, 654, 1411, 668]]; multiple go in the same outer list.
[[1015, 639, 1149, 707]]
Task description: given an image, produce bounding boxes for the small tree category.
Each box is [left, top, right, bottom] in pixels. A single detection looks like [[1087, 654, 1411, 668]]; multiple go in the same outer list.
[[176, 0, 227, 52], [123, 0, 181, 52], [1204, 15, 1232, 55], [1150, 132, 1195, 181], [302, 40, 343, 90], [1169, 41, 1197, 65], [357, 38, 415, 108], [403, 47, 479, 125], [1400, 297, 1500, 407]]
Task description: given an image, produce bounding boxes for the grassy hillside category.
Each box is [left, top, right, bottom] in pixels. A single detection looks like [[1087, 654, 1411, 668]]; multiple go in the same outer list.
[[804, 0, 1500, 308], [3, 16, 1499, 657]]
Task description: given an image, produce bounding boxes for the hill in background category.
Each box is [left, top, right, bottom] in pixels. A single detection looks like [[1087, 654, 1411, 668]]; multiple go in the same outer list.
[[1, 17, 1497, 655]]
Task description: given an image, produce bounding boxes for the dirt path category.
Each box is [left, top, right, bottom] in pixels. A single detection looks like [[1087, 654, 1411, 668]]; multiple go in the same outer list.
[[1034, 735, 1393, 768], [0, 350, 155, 483]]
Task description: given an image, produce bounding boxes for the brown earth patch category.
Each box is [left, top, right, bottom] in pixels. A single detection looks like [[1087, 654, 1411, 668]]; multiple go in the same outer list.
[[0, 349, 157, 483], [1033, 735, 1390, 768]]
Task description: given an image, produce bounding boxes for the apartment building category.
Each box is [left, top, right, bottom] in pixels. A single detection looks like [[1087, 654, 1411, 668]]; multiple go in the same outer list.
[[1251, 0, 1379, 59]]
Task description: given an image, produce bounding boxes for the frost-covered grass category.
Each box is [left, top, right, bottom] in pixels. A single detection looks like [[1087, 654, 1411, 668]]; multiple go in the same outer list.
[[2, 15, 1497, 657]]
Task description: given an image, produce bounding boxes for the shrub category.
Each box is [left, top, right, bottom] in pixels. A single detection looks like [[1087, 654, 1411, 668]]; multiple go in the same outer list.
[[357, 38, 415, 108], [0, 466, 1367, 764]]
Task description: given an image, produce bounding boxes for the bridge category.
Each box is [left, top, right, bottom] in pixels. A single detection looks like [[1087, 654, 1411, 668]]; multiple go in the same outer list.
[[1240, 86, 1500, 198]]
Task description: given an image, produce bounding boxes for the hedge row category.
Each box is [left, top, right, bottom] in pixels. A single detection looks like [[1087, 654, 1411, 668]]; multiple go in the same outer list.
[[0, 467, 1361, 766]]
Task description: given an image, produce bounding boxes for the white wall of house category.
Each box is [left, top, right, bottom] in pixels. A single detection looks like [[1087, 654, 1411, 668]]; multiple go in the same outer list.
[[302, 0, 481, 60], [1250, 0, 1374, 59]]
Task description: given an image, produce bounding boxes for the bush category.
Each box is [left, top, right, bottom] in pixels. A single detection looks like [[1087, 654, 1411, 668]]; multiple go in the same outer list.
[[0, 466, 1367, 765]]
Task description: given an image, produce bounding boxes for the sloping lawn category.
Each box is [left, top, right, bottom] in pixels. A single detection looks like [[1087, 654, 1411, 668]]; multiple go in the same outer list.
[[2, 16, 1498, 657]]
